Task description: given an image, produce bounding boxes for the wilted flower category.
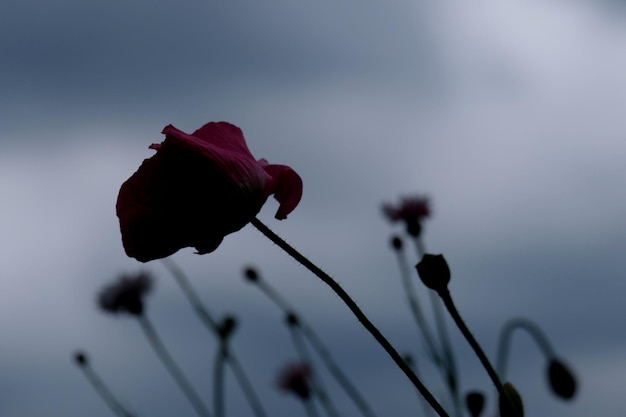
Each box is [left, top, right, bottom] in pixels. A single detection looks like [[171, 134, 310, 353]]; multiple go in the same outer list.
[[382, 195, 430, 236], [98, 272, 153, 316], [117, 122, 303, 262], [277, 362, 312, 400], [547, 359, 577, 400]]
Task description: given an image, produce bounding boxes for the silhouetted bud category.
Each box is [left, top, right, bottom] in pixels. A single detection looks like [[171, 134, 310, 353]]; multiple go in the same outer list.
[[547, 359, 577, 400], [499, 382, 524, 417], [286, 312, 299, 327], [465, 391, 485, 417], [243, 267, 259, 282], [390, 236, 403, 251], [217, 315, 238, 340], [416, 254, 450, 292], [73, 351, 88, 367]]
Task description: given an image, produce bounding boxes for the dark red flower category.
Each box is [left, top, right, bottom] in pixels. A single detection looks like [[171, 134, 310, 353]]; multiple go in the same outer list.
[[382, 195, 430, 236], [117, 122, 303, 262], [277, 362, 312, 400]]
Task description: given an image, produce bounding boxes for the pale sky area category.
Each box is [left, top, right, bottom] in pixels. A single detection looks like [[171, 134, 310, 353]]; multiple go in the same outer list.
[[2, 1, 626, 416]]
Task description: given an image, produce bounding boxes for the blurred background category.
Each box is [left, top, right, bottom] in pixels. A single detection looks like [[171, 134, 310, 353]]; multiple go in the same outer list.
[[2, 0, 626, 416]]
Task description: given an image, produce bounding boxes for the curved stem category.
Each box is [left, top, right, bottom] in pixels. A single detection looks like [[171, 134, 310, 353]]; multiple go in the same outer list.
[[250, 217, 449, 417], [496, 318, 557, 380], [138, 315, 213, 417], [437, 289, 521, 417]]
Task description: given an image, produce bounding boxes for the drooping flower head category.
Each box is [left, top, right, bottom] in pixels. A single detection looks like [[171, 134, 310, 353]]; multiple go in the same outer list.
[[117, 122, 303, 262], [98, 272, 153, 316], [277, 362, 312, 400], [382, 195, 430, 237]]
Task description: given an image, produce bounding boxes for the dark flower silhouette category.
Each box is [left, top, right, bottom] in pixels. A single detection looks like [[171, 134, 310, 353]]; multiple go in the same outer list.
[[117, 122, 303, 262], [277, 362, 312, 400], [382, 195, 430, 237], [98, 272, 153, 316]]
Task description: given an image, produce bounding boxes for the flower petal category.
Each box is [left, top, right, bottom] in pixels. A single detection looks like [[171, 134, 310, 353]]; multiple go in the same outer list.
[[161, 122, 267, 190], [262, 163, 303, 220]]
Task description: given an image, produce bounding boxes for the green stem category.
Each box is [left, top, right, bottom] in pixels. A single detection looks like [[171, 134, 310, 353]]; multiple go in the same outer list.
[[250, 217, 449, 417]]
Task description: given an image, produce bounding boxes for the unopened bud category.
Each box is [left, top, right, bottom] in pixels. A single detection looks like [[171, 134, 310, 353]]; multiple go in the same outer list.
[[416, 254, 451, 292], [547, 359, 577, 400], [465, 391, 486, 417], [499, 382, 524, 417], [243, 267, 259, 282]]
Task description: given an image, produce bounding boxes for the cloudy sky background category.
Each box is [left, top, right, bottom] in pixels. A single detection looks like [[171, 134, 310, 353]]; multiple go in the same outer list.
[[2, 0, 626, 416]]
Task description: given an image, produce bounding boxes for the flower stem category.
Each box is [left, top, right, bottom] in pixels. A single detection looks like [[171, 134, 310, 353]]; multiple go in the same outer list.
[[252, 276, 377, 417], [138, 315, 213, 417], [77, 361, 136, 417], [289, 325, 341, 417], [214, 343, 226, 417], [412, 237, 461, 417], [436, 289, 521, 417], [496, 318, 557, 380], [161, 258, 268, 417], [250, 217, 449, 417]]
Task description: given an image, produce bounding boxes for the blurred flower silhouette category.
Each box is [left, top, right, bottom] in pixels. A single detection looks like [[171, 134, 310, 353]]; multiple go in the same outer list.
[[547, 359, 577, 400], [277, 362, 313, 400], [382, 195, 430, 237], [117, 122, 303, 262], [98, 272, 153, 316]]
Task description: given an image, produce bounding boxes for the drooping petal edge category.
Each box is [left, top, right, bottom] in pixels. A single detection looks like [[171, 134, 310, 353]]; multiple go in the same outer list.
[[262, 163, 303, 220]]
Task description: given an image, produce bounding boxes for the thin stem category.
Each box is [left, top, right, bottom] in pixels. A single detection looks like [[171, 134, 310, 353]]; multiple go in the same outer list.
[[437, 289, 521, 417], [138, 315, 213, 417], [303, 397, 321, 417], [404, 356, 435, 417], [393, 245, 444, 368], [78, 363, 136, 417], [161, 258, 268, 417], [496, 318, 557, 380], [412, 237, 461, 417], [214, 343, 226, 417], [254, 273, 378, 417], [226, 350, 269, 417], [250, 217, 450, 417], [289, 325, 341, 417], [160, 258, 218, 330]]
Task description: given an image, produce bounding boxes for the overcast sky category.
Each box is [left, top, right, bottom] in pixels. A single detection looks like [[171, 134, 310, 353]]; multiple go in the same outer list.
[[2, 0, 626, 416]]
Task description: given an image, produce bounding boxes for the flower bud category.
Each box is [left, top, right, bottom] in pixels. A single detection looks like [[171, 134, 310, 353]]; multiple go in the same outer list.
[[217, 315, 238, 340], [390, 236, 403, 251], [286, 312, 299, 327], [244, 267, 259, 282], [499, 382, 524, 417], [465, 391, 485, 417], [73, 351, 88, 367], [415, 254, 451, 292], [547, 359, 577, 400]]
